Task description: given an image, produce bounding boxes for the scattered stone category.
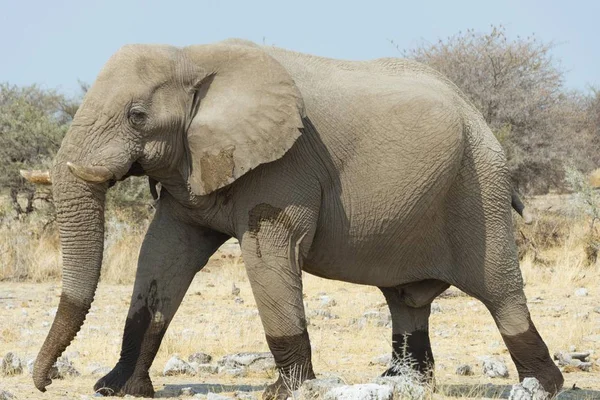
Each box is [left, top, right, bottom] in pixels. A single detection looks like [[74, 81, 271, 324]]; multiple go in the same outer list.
[[189, 352, 212, 364], [231, 283, 240, 297], [455, 364, 473, 376], [234, 297, 244, 304], [163, 355, 196, 376], [308, 309, 339, 320], [1, 352, 22, 376], [318, 295, 337, 307], [372, 376, 426, 399], [218, 366, 246, 377], [207, 392, 232, 400], [27, 359, 35, 375], [508, 377, 549, 400], [554, 351, 592, 371], [574, 288, 588, 297], [233, 392, 256, 400], [195, 363, 219, 374], [0, 390, 15, 400], [218, 352, 275, 372], [481, 357, 509, 378], [430, 302, 442, 314], [50, 356, 80, 378], [576, 362, 594, 372], [64, 351, 80, 359], [370, 353, 392, 367], [299, 377, 345, 399], [348, 317, 367, 329], [569, 352, 591, 361], [528, 296, 543, 304], [324, 383, 393, 400], [593, 307, 600, 314], [180, 387, 197, 396], [362, 310, 385, 320]]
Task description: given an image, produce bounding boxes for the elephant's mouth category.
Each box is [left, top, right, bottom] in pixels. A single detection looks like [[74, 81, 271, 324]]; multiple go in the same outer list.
[[109, 161, 146, 188]]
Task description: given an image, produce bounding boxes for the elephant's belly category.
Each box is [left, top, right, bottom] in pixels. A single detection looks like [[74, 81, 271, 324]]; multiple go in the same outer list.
[[303, 227, 449, 287], [304, 186, 454, 287]]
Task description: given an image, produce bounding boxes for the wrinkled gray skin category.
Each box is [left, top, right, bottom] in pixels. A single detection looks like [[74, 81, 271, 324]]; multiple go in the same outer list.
[[34, 39, 562, 399]]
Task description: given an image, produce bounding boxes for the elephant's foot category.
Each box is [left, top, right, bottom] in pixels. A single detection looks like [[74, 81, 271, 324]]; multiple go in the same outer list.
[[383, 331, 434, 382], [501, 321, 564, 396], [263, 376, 292, 400], [263, 330, 316, 399], [263, 370, 316, 400], [94, 364, 154, 397]]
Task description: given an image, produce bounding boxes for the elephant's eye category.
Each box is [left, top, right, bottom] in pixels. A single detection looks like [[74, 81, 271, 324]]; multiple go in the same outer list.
[[128, 107, 147, 127]]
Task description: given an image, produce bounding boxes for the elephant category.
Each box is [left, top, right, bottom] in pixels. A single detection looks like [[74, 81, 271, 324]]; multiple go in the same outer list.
[[30, 38, 563, 399]]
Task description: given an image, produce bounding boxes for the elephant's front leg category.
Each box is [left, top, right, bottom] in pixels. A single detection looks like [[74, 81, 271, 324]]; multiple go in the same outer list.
[[242, 207, 317, 400], [94, 200, 228, 397]]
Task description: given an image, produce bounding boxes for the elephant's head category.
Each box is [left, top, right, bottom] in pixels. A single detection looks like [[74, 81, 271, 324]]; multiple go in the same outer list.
[[34, 40, 305, 391]]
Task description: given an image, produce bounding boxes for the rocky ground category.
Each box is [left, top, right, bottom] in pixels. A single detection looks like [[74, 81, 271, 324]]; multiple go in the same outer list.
[[1, 245, 599, 399]]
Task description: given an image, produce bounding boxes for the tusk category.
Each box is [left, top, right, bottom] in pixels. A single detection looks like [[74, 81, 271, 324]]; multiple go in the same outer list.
[[66, 162, 113, 183], [20, 169, 52, 185]]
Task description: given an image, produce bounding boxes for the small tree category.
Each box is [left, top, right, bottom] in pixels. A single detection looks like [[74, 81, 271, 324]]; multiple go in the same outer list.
[[0, 84, 73, 214], [402, 25, 594, 194]]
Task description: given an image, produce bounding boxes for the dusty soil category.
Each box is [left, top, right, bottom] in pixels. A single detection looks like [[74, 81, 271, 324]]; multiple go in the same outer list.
[[1, 254, 599, 399]]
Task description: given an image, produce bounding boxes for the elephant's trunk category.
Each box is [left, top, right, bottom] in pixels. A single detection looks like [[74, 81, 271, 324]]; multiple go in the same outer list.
[[33, 140, 110, 391]]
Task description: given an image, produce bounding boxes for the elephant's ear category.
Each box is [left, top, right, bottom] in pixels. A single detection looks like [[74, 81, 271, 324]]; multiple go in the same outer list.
[[183, 43, 305, 196]]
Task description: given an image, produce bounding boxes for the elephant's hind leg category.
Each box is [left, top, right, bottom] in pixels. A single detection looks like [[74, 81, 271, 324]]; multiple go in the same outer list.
[[379, 280, 449, 380], [446, 198, 563, 393], [459, 284, 563, 394], [94, 197, 228, 397]]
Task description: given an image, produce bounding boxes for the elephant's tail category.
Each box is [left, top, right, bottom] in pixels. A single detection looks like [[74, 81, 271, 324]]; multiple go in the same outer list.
[[511, 191, 533, 224]]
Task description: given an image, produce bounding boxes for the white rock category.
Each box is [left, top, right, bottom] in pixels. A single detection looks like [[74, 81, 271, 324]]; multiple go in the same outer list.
[[455, 364, 473, 376], [163, 355, 196, 376], [27, 358, 35, 375], [508, 377, 549, 400], [318, 295, 337, 307], [218, 352, 275, 372], [372, 376, 426, 399], [324, 384, 393, 400], [1, 352, 23, 376], [50, 356, 80, 378], [180, 387, 197, 396], [195, 363, 219, 374], [430, 302, 442, 314], [370, 353, 392, 367], [481, 357, 509, 378], [233, 392, 256, 399], [575, 288, 588, 297], [299, 377, 344, 399], [207, 393, 232, 400], [0, 390, 15, 400], [188, 352, 212, 364], [308, 309, 339, 320]]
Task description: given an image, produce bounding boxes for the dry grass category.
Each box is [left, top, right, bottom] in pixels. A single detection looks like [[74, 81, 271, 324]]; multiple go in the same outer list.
[[0, 197, 599, 399]]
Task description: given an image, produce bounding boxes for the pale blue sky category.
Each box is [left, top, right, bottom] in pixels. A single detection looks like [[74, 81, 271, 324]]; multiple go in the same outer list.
[[1, 0, 598, 96]]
